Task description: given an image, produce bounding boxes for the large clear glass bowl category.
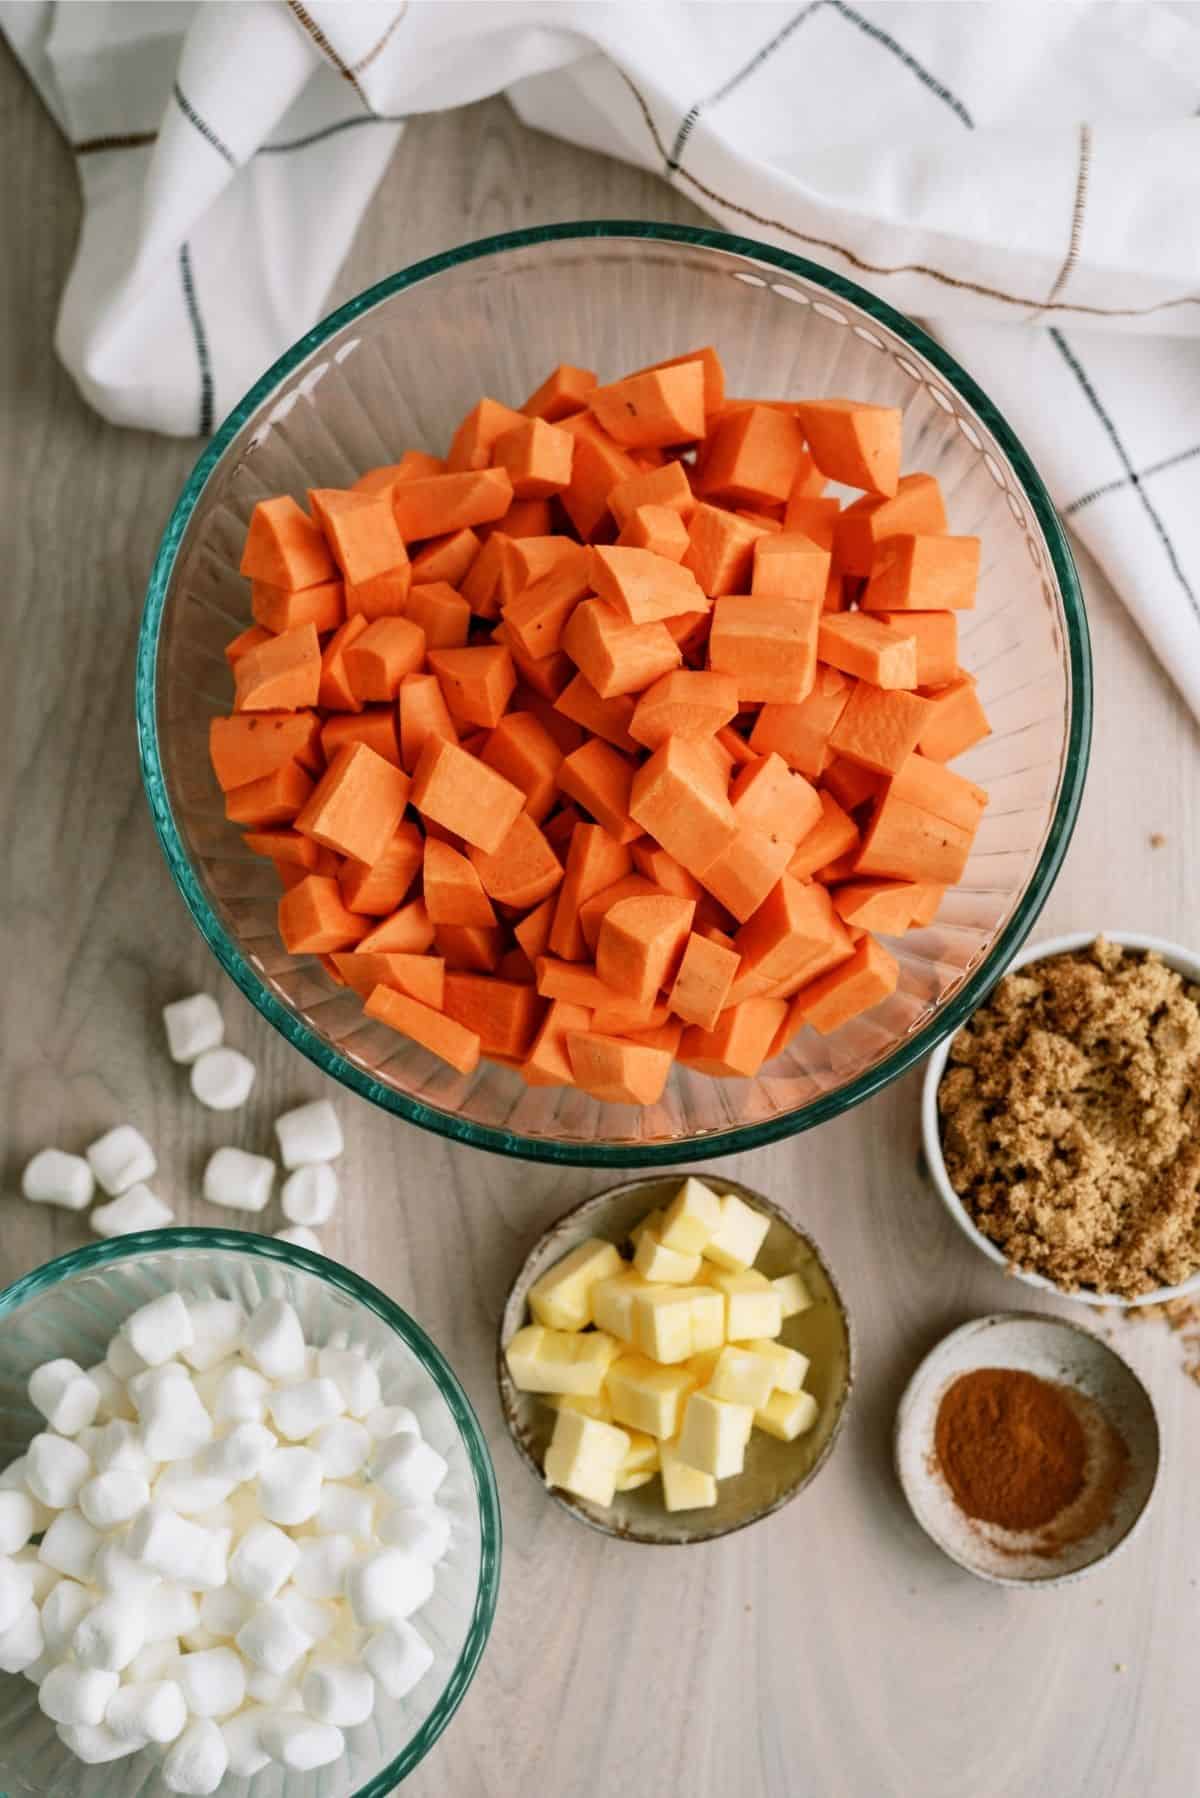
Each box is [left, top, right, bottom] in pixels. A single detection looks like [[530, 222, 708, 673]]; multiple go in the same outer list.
[[0, 1230, 501, 1796], [137, 223, 1091, 1165]]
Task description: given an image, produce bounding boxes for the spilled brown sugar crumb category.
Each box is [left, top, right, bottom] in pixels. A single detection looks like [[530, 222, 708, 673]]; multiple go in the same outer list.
[[938, 938, 1200, 1298]]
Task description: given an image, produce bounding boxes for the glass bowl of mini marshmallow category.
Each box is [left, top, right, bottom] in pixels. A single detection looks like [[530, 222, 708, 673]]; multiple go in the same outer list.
[[0, 1229, 501, 1797]]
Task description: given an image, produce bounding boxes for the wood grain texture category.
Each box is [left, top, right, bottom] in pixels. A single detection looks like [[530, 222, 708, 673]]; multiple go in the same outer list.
[[3, 50, 1200, 1797]]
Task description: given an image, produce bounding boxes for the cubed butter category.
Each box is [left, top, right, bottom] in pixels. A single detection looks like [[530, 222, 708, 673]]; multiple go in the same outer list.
[[548, 1391, 615, 1422], [754, 1389, 819, 1442], [675, 1391, 754, 1479], [633, 1229, 702, 1285], [686, 1348, 723, 1388], [631, 1286, 696, 1365], [504, 1324, 622, 1395], [529, 1237, 624, 1331], [707, 1345, 777, 1410], [772, 1272, 813, 1318], [659, 1177, 723, 1253], [590, 1270, 648, 1343], [606, 1355, 696, 1440], [702, 1192, 771, 1272], [707, 1269, 783, 1343], [747, 1338, 810, 1394], [629, 1208, 664, 1249], [689, 1288, 725, 1355], [544, 1408, 631, 1506], [660, 1444, 717, 1513], [614, 1430, 660, 1492]]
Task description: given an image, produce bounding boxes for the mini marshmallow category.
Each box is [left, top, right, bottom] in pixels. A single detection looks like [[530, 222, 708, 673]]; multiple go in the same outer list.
[[86, 1125, 156, 1197], [377, 1504, 452, 1564], [126, 1638, 181, 1682], [163, 993, 224, 1064], [139, 1373, 214, 1463], [14, 1549, 59, 1604], [92, 1418, 154, 1479], [200, 1423, 277, 1485], [73, 1592, 148, 1671], [86, 1361, 134, 1421], [281, 1163, 339, 1229], [317, 1345, 382, 1418], [105, 1331, 148, 1380], [268, 1377, 345, 1442], [24, 1434, 91, 1511], [40, 1579, 93, 1653], [38, 1509, 101, 1582], [128, 1360, 187, 1407], [0, 1557, 34, 1636], [257, 1445, 323, 1527], [316, 1481, 375, 1541], [127, 1505, 224, 1588], [372, 1432, 448, 1506], [242, 1297, 307, 1379], [180, 1298, 245, 1373], [28, 1359, 101, 1436], [0, 1602, 44, 1674], [293, 1533, 356, 1600], [214, 1364, 271, 1425], [221, 1705, 272, 1777], [142, 1582, 201, 1643], [179, 1624, 222, 1654], [21, 1148, 94, 1211], [202, 1146, 274, 1214], [91, 1185, 175, 1236], [106, 1678, 188, 1745], [364, 1619, 435, 1700], [277, 1585, 335, 1643], [275, 1098, 344, 1169], [303, 1659, 376, 1727], [176, 1645, 247, 1718], [312, 1417, 370, 1480], [346, 1546, 435, 1627], [38, 1663, 120, 1726], [198, 1585, 253, 1637], [190, 1047, 257, 1112], [244, 1665, 298, 1705], [163, 1716, 229, 1796], [236, 1598, 313, 1675], [367, 1403, 420, 1440], [123, 1291, 195, 1366], [58, 1720, 138, 1764], [0, 1491, 35, 1555], [154, 1462, 236, 1516], [273, 1225, 323, 1252], [79, 1468, 150, 1531], [228, 1521, 299, 1601], [91, 1541, 160, 1600], [258, 1713, 345, 1771]]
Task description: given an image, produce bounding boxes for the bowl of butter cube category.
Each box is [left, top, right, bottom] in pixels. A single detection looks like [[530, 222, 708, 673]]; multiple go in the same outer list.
[[498, 1174, 853, 1544]]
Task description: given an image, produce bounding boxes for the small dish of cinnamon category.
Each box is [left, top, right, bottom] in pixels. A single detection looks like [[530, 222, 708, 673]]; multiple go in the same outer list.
[[894, 1313, 1160, 1585]]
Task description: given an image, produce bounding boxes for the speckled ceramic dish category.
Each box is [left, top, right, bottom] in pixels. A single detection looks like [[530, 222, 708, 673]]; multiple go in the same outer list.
[[497, 1176, 853, 1545], [895, 1312, 1159, 1586]]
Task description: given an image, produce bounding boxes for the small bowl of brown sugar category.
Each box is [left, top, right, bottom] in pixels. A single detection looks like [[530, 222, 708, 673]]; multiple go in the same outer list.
[[895, 1312, 1160, 1584], [922, 931, 1200, 1305]]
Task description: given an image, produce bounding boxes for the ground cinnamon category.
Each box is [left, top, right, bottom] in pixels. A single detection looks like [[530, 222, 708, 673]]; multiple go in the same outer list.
[[934, 1367, 1086, 1530]]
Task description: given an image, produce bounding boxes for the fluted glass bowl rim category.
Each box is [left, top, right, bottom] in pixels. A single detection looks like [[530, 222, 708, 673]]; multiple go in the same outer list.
[[136, 219, 1092, 1166], [0, 1227, 502, 1797]]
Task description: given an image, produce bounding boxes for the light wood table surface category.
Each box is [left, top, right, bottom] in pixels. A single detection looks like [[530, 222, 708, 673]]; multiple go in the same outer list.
[[4, 54, 1199, 1798]]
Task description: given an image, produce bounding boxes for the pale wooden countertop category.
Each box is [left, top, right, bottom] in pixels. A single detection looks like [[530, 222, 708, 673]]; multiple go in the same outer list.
[[3, 52, 1199, 1798]]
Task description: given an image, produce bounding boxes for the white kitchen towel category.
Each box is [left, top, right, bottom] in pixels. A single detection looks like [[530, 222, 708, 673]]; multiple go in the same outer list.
[[3, 1, 1199, 716]]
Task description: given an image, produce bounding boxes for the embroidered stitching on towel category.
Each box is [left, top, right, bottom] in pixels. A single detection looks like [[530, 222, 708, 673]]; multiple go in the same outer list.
[[178, 242, 214, 437], [1064, 442, 1200, 517], [172, 81, 237, 166], [668, 4, 819, 172]]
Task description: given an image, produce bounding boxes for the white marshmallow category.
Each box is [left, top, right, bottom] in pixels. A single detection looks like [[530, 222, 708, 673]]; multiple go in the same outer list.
[[163, 1716, 230, 1795], [258, 1447, 323, 1526], [21, 1147, 94, 1211], [86, 1361, 134, 1421], [214, 1364, 271, 1425], [312, 1416, 370, 1479], [372, 1432, 448, 1506], [236, 1598, 313, 1675], [0, 1602, 44, 1674], [126, 1638, 181, 1682], [39, 1663, 120, 1726], [86, 1125, 156, 1196], [258, 1712, 345, 1771], [281, 1163, 339, 1229], [244, 1665, 298, 1705], [293, 1533, 355, 1600], [0, 1490, 35, 1554], [79, 1468, 150, 1530], [268, 1377, 345, 1442], [316, 1481, 374, 1540], [143, 1582, 200, 1643], [202, 1145, 274, 1213], [106, 1677, 187, 1745], [242, 1297, 306, 1379], [317, 1345, 381, 1418], [163, 993, 224, 1064], [128, 1358, 186, 1405], [38, 1510, 101, 1582], [28, 1359, 101, 1435], [273, 1225, 323, 1252], [73, 1592, 147, 1671], [105, 1330, 148, 1380], [275, 1099, 344, 1169], [58, 1720, 138, 1763], [176, 1644, 247, 1717], [198, 1585, 253, 1637], [92, 1418, 154, 1479], [377, 1504, 452, 1564], [123, 1291, 195, 1366], [364, 1619, 435, 1699], [14, 1549, 59, 1604], [303, 1658, 376, 1727], [127, 1505, 225, 1588], [180, 1298, 245, 1372], [277, 1585, 335, 1643], [346, 1547, 434, 1627], [179, 1625, 222, 1654], [91, 1184, 175, 1236], [367, 1403, 420, 1440], [91, 1540, 160, 1600], [40, 1579, 93, 1653], [24, 1433, 91, 1510], [190, 1047, 257, 1112], [154, 1462, 235, 1516], [139, 1374, 214, 1463], [228, 1521, 299, 1601], [221, 1705, 272, 1777], [200, 1423, 277, 1485], [0, 1556, 35, 1633]]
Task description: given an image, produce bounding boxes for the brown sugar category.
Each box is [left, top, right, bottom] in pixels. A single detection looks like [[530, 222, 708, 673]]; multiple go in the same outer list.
[[938, 938, 1200, 1297]]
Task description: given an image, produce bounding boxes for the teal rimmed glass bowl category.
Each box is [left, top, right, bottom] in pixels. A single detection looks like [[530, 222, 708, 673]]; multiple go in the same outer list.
[[137, 222, 1091, 1166], [0, 1229, 501, 1796]]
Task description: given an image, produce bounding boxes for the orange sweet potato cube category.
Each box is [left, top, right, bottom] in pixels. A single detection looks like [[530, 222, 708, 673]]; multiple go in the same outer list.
[[344, 617, 426, 702], [629, 670, 739, 750], [556, 739, 640, 843], [818, 613, 918, 689], [442, 974, 543, 1058], [708, 595, 820, 706], [423, 837, 497, 927], [428, 645, 516, 729], [294, 741, 411, 866], [787, 791, 860, 880], [595, 894, 695, 1005], [234, 622, 322, 712], [562, 599, 681, 701], [861, 534, 980, 611], [917, 673, 991, 762], [794, 399, 902, 497], [209, 711, 322, 792], [890, 753, 988, 831], [391, 469, 513, 542], [750, 533, 831, 606], [589, 546, 706, 626], [549, 823, 634, 961], [834, 473, 947, 577], [320, 707, 400, 769], [479, 711, 564, 822], [618, 504, 691, 561], [345, 567, 411, 622], [748, 666, 853, 779], [492, 417, 574, 498], [668, 932, 740, 1030], [358, 899, 435, 954], [555, 675, 639, 754], [698, 405, 810, 507], [734, 875, 851, 987], [791, 935, 900, 1035], [854, 792, 975, 885], [729, 754, 822, 844], [224, 763, 315, 828], [558, 414, 640, 541], [520, 363, 598, 423], [337, 821, 423, 916], [677, 998, 788, 1078], [874, 611, 958, 687], [503, 547, 591, 660], [629, 737, 737, 877], [521, 998, 591, 1085], [404, 582, 470, 649], [398, 671, 458, 773], [364, 984, 481, 1074], [447, 398, 526, 473], [410, 735, 525, 855], [682, 504, 768, 597], [279, 874, 372, 954], [698, 825, 794, 923], [829, 683, 931, 775], [410, 527, 480, 587], [565, 1031, 675, 1105], [308, 488, 408, 586], [468, 812, 564, 909], [318, 616, 368, 712], [608, 461, 695, 530], [240, 496, 337, 590], [332, 951, 445, 1008], [589, 361, 707, 449], [252, 577, 343, 635]]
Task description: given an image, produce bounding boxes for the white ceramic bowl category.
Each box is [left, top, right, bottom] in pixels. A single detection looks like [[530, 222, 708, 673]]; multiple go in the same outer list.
[[921, 930, 1200, 1308]]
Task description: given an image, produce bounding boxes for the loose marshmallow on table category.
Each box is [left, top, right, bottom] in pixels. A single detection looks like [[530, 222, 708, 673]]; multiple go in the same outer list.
[[21, 1148, 94, 1211], [202, 1145, 274, 1213], [91, 1185, 175, 1236], [365, 1618, 436, 1699], [273, 1224, 323, 1252], [190, 1047, 256, 1112], [85, 1125, 156, 1197], [162, 993, 224, 1065], [280, 1162, 339, 1227], [163, 1716, 229, 1796], [274, 1099, 344, 1169], [29, 1360, 100, 1436]]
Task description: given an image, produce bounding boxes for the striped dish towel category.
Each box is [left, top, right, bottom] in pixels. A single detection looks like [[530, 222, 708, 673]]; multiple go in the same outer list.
[[4, 0, 1198, 716]]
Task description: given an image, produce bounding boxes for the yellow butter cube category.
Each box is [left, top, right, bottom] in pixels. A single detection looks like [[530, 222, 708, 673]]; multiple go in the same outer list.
[[590, 1269, 647, 1342], [615, 1430, 660, 1492], [707, 1345, 778, 1410], [607, 1355, 696, 1439], [676, 1390, 754, 1479], [659, 1176, 723, 1253], [629, 1207, 664, 1249], [504, 1324, 622, 1395], [548, 1390, 615, 1422], [544, 1408, 631, 1506], [754, 1389, 819, 1442], [660, 1444, 718, 1513], [529, 1237, 624, 1331], [615, 1470, 656, 1492], [631, 1286, 696, 1364], [504, 1324, 551, 1390], [707, 1269, 783, 1342], [702, 1193, 771, 1272], [689, 1288, 725, 1354], [747, 1338, 809, 1394], [772, 1272, 813, 1318], [687, 1348, 723, 1387], [633, 1229, 702, 1285]]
